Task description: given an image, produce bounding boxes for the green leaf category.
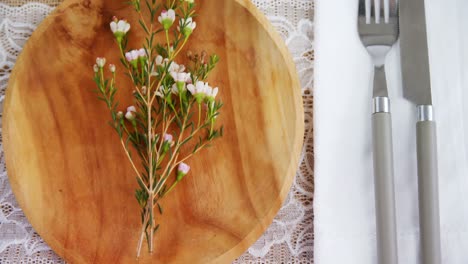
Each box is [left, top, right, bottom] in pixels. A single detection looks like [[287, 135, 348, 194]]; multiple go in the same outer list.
[[159, 185, 167, 197], [136, 177, 147, 192], [192, 143, 199, 154], [125, 137, 132, 159], [153, 224, 160, 234], [157, 203, 163, 214], [142, 162, 150, 175], [179, 135, 193, 147]]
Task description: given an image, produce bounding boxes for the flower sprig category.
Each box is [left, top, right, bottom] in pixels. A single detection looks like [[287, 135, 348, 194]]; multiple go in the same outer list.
[[91, 0, 222, 258]]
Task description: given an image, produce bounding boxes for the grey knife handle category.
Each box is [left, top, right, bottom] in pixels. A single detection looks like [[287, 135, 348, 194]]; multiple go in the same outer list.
[[372, 97, 398, 264], [416, 105, 441, 264]]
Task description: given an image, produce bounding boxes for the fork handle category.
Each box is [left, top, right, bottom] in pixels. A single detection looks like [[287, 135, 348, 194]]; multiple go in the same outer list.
[[416, 105, 441, 264], [372, 97, 399, 264]]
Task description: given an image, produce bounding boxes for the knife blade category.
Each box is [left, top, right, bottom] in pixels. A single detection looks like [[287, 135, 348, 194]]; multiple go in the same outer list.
[[399, 1, 441, 264], [400, 0, 432, 105]]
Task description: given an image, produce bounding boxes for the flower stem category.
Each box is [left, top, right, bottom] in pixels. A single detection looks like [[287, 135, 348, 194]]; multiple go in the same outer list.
[[165, 141, 209, 179], [197, 103, 201, 128], [162, 180, 178, 197], [171, 37, 189, 59], [136, 207, 150, 258], [146, 53, 155, 255], [150, 72, 167, 105], [120, 139, 150, 194], [153, 100, 194, 195], [148, 198, 154, 253], [165, 30, 171, 57]]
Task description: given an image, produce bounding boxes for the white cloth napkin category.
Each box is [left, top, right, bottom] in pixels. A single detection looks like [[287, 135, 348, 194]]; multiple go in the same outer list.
[[313, 0, 468, 263]]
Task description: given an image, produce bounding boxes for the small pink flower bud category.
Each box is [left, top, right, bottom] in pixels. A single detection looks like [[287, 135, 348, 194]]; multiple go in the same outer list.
[[163, 133, 173, 143], [109, 64, 116, 73], [179, 163, 190, 174], [177, 162, 190, 181]]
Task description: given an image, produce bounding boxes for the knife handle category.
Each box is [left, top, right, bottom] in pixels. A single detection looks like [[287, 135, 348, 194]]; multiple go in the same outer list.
[[372, 97, 399, 264], [416, 105, 441, 264]]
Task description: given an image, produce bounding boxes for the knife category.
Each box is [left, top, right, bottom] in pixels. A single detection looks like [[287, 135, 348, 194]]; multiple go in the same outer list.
[[399, 1, 441, 264]]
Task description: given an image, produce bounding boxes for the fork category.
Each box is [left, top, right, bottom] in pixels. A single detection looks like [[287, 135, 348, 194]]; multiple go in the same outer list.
[[358, 0, 400, 263]]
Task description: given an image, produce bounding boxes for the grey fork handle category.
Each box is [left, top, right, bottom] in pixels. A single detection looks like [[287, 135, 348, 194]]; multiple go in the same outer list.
[[416, 106, 441, 264], [372, 97, 398, 264]]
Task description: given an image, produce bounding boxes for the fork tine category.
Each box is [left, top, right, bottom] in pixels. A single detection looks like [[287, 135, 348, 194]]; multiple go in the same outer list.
[[359, 0, 372, 24], [383, 0, 389, 23], [389, 0, 398, 18], [374, 0, 381, 24], [365, 0, 371, 24]]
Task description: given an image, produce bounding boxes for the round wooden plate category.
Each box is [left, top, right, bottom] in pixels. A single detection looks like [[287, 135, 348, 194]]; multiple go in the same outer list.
[[3, 0, 303, 263]]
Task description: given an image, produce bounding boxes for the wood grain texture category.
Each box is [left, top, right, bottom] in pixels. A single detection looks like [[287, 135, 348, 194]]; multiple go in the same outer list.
[[3, 0, 304, 263]]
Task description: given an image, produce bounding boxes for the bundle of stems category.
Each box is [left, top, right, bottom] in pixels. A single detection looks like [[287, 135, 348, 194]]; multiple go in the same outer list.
[[92, 0, 223, 257]]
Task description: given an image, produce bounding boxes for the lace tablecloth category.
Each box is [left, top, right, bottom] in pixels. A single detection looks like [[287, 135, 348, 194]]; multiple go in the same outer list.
[[0, 1, 314, 263]]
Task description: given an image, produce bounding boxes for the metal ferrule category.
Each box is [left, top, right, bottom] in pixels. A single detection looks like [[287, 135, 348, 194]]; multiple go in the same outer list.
[[418, 105, 434, 121], [373, 97, 390, 114]]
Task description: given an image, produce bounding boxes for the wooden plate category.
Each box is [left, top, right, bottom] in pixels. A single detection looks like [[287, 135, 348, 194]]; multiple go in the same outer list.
[[3, 0, 303, 263]]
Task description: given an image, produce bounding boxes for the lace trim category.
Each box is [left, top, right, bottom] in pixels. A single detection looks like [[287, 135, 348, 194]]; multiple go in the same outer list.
[[252, 0, 314, 11]]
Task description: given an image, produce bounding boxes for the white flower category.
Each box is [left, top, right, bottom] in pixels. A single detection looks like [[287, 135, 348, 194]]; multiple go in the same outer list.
[[125, 49, 146, 65], [153, 57, 184, 77], [151, 57, 164, 77], [138, 48, 146, 58], [206, 86, 219, 100], [127, 106, 136, 113], [125, 52, 133, 62], [131, 50, 139, 60], [125, 111, 135, 121], [155, 86, 165, 98], [158, 9, 176, 30], [125, 106, 136, 121], [93, 64, 99, 73], [109, 64, 116, 73], [110, 17, 130, 36], [170, 71, 191, 83], [171, 84, 179, 94], [155, 55, 165, 66], [96, 57, 106, 68], [187, 81, 209, 103], [168, 61, 185, 73], [187, 81, 208, 95], [125, 51, 137, 62], [178, 17, 196, 37], [185, 0, 194, 3]]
